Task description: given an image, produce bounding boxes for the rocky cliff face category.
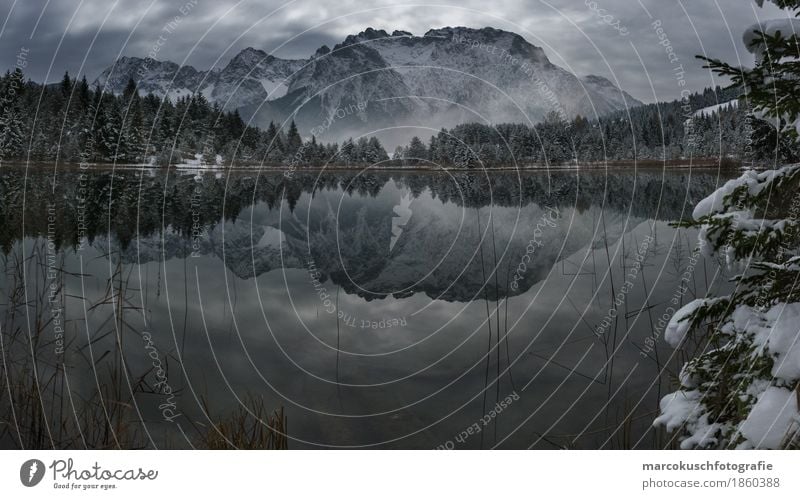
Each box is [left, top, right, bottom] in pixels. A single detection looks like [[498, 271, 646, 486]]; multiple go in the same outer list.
[[94, 27, 641, 139]]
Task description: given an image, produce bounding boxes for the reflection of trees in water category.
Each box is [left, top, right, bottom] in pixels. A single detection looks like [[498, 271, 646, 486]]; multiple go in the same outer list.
[[0, 168, 723, 253], [0, 166, 731, 450]]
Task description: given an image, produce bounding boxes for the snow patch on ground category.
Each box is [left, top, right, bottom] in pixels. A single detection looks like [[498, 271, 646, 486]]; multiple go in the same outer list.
[[174, 153, 223, 169], [260, 78, 288, 99], [693, 100, 738, 117]]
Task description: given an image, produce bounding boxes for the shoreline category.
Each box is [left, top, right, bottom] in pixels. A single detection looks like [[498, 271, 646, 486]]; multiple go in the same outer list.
[[1, 159, 744, 173]]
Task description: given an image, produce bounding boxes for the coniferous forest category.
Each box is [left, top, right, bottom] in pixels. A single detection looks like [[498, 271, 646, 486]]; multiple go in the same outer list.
[[0, 70, 388, 167], [393, 85, 795, 167], [1, 68, 791, 169]]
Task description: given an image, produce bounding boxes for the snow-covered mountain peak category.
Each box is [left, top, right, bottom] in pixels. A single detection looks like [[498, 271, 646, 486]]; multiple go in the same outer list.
[[226, 47, 274, 68], [93, 26, 642, 137], [341, 27, 393, 46]]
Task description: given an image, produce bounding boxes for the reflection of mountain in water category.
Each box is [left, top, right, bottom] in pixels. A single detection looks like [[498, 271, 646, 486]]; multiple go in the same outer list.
[[390, 193, 413, 253], [1, 168, 725, 301]]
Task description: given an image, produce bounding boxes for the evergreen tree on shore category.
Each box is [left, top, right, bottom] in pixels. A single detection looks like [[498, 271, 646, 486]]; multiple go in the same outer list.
[[0, 72, 391, 168], [0, 66, 763, 168], [0, 69, 25, 160], [654, 0, 800, 449]]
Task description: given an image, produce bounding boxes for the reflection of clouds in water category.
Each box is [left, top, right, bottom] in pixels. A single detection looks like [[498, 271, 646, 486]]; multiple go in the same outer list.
[[1, 169, 736, 448]]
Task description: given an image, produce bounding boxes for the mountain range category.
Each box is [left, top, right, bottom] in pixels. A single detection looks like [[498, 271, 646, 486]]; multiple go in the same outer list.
[[93, 27, 641, 143]]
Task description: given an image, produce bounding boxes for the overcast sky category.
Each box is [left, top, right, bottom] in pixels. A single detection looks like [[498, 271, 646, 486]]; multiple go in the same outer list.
[[0, 0, 788, 103]]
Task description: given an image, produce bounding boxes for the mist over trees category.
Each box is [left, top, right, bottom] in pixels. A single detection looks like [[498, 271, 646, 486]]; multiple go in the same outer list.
[[0, 68, 785, 169], [0, 70, 389, 167], [393, 85, 786, 167]]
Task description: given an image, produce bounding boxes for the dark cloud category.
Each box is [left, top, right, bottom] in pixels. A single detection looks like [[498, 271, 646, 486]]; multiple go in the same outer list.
[[0, 0, 786, 102]]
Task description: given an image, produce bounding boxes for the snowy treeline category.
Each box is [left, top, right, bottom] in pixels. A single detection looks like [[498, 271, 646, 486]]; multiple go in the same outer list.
[[0, 71, 389, 167], [0, 67, 790, 169], [391, 85, 791, 166], [2, 67, 781, 169]]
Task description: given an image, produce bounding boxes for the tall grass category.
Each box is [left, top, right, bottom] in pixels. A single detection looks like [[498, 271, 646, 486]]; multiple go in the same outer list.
[[0, 243, 287, 450]]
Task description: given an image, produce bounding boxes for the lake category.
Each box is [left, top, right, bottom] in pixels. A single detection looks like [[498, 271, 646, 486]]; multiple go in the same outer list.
[[0, 165, 735, 449]]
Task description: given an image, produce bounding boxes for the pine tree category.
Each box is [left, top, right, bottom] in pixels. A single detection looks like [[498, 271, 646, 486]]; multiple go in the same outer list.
[[428, 135, 439, 164], [60, 71, 72, 98], [77, 76, 90, 110], [654, 0, 800, 449], [0, 69, 26, 160], [366, 136, 388, 163], [339, 138, 355, 166], [406, 136, 428, 162], [393, 145, 406, 165], [285, 120, 302, 157], [125, 98, 145, 163]]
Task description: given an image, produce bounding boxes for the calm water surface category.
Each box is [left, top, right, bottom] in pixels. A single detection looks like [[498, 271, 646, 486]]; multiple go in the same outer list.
[[0, 166, 735, 448]]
